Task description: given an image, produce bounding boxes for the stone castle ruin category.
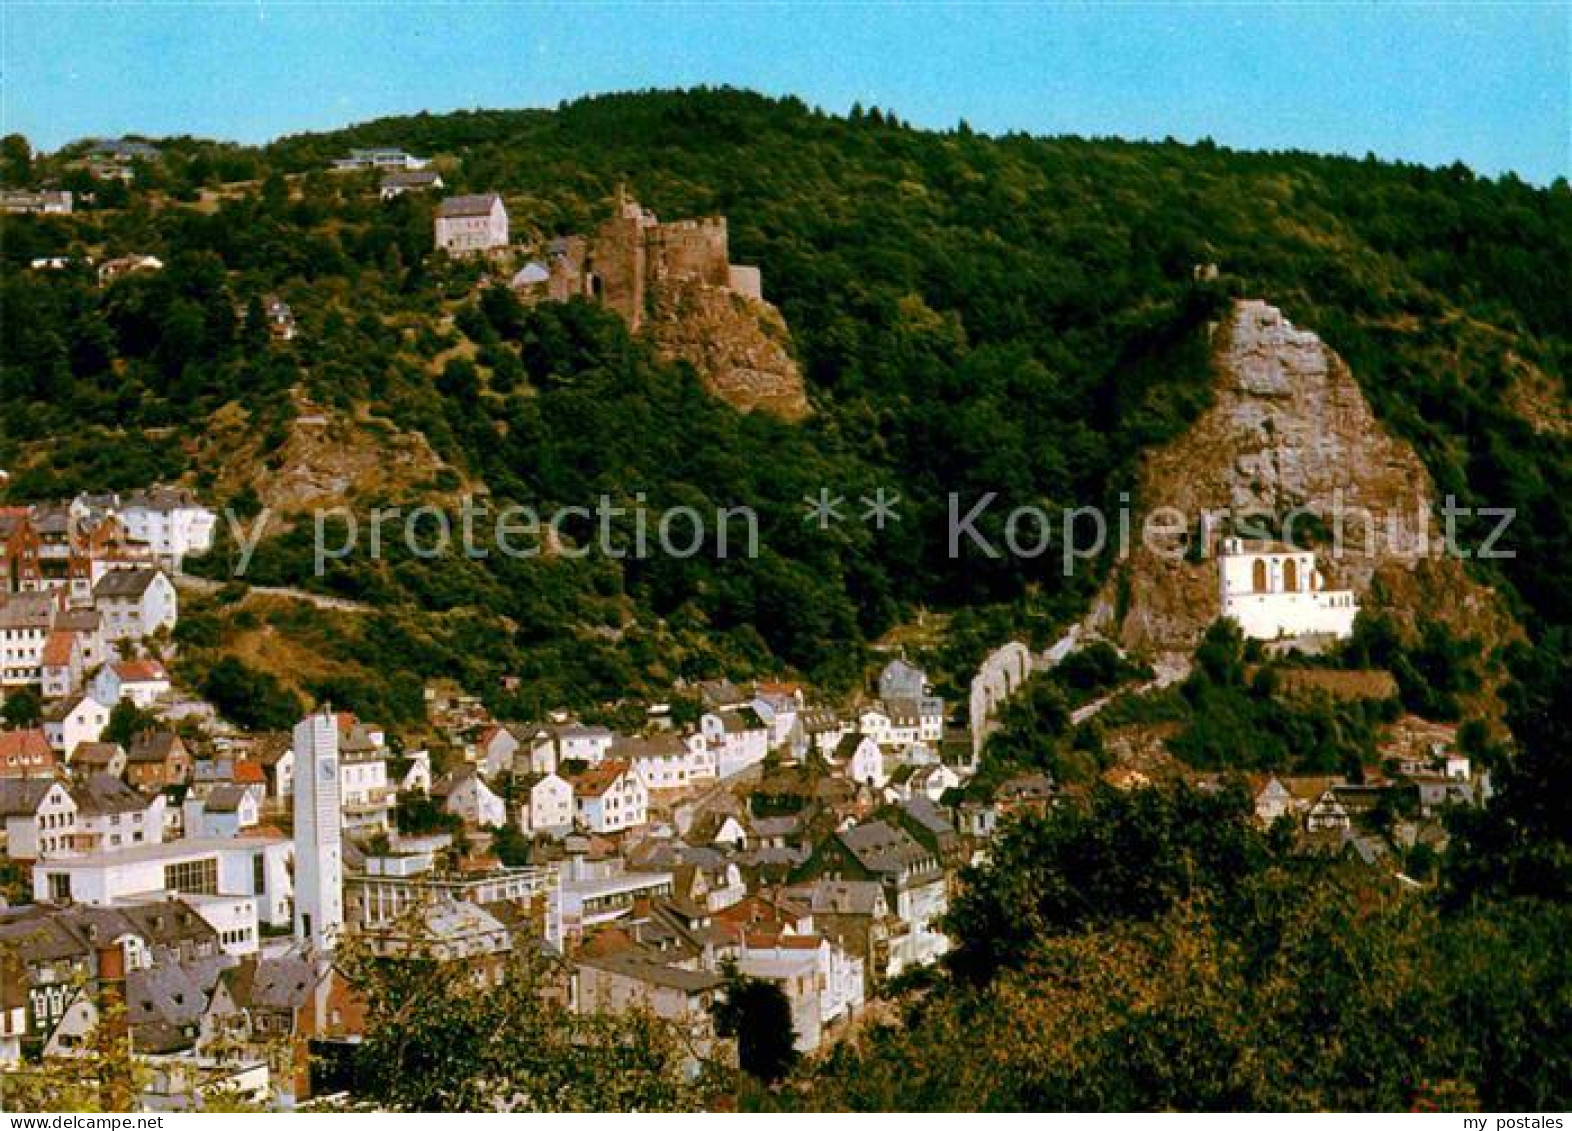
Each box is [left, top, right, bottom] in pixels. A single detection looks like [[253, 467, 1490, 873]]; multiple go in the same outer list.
[[514, 188, 804, 419], [968, 641, 1034, 758], [522, 188, 761, 329]]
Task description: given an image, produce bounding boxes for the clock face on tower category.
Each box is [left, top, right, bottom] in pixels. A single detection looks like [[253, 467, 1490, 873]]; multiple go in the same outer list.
[[320, 759, 337, 782]]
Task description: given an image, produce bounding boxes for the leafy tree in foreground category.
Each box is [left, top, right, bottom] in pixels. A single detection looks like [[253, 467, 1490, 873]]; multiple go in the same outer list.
[[943, 781, 1281, 985], [337, 939, 716, 1111], [712, 964, 799, 1085]]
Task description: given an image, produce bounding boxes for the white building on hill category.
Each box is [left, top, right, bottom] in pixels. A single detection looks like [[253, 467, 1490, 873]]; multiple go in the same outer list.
[[1218, 537, 1359, 641], [434, 193, 509, 256]]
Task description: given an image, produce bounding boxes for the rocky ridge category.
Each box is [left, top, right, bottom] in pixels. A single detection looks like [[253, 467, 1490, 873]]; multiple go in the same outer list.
[[1088, 298, 1518, 662]]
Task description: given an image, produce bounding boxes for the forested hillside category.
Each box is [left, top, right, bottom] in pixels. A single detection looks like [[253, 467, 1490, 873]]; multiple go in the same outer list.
[[1, 88, 1568, 724]]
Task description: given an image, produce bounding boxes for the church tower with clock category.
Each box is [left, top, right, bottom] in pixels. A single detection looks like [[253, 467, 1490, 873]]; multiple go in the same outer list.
[[293, 709, 344, 950]]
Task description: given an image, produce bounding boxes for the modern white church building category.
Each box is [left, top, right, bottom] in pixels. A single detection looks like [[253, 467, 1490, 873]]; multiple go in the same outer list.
[[1217, 537, 1360, 641]]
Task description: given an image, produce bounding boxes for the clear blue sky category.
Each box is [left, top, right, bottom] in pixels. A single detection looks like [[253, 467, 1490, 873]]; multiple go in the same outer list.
[[2, 2, 1568, 182]]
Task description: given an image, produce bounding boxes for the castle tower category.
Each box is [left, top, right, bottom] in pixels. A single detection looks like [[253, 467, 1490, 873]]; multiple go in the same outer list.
[[293, 710, 343, 950]]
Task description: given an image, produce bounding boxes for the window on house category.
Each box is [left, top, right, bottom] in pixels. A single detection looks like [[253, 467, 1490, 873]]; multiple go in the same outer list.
[[164, 857, 218, 896]]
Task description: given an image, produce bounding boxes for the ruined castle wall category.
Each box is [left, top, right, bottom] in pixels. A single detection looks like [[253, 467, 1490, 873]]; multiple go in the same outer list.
[[649, 218, 730, 287], [969, 641, 1034, 756], [727, 265, 762, 301], [590, 212, 650, 328]]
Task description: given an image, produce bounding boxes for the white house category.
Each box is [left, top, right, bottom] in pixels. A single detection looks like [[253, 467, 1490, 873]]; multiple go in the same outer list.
[[333, 147, 428, 171], [503, 722, 615, 776], [571, 760, 648, 834], [434, 769, 506, 829], [0, 777, 77, 860], [183, 782, 262, 839], [255, 741, 294, 803], [434, 193, 509, 256], [1252, 775, 1297, 825], [517, 772, 574, 838], [70, 774, 165, 852], [1218, 538, 1359, 641], [90, 658, 171, 709], [116, 487, 216, 568], [397, 748, 432, 794], [613, 733, 695, 792], [339, 749, 393, 835], [799, 708, 851, 759], [896, 762, 962, 804], [39, 631, 83, 699], [555, 723, 615, 766], [43, 694, 111, 755], [682, 732, 718, 783], [379, 169, 445, 200], [92, 568, 177, 642], [836, 734, 887, 788], [477, 724, 521, 778], [752, 688, 804, 751], [0, 592, 57, 689], [54, 608, 107, 671], [700, 709, 770, 779]]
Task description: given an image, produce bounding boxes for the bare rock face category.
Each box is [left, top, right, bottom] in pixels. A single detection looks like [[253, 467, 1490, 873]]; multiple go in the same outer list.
[[1089, 299, 1517, 660], [644, 280, 809, 421], [200, 397, 464, 513]]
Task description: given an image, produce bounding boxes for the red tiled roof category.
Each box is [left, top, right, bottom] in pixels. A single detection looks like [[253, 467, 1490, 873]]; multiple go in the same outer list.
[[114, 659, 168, 683], [0, 729, 55, 775], [742, 931, 823, 950], [570, 759, 632, 799], [40, 631, 76, 667]]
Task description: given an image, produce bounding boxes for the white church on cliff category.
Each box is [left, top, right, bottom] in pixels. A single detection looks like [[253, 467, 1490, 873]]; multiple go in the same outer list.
[[1217, 537, 1359, 641]]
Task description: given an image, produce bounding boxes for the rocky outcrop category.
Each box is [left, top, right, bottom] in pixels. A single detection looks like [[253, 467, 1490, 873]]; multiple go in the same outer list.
[[200, 397, 465, 513], [644, 280, 809, 421], [1088, 299, 1517, 661]]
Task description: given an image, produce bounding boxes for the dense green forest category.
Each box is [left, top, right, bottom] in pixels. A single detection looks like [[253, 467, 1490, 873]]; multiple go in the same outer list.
[[2, 89, 1568, 722]]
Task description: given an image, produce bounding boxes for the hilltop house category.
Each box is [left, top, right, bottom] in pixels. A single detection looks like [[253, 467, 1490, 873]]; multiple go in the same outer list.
[[97, 255, 163, 287], [332, 148, 428, 171], [434, 193, 509, 256], [0, 190, 72, 215], [379, 169, 444, 199]]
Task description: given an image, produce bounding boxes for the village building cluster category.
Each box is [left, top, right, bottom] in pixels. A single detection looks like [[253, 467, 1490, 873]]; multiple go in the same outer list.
[[0, 612, 1065, 1107]]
